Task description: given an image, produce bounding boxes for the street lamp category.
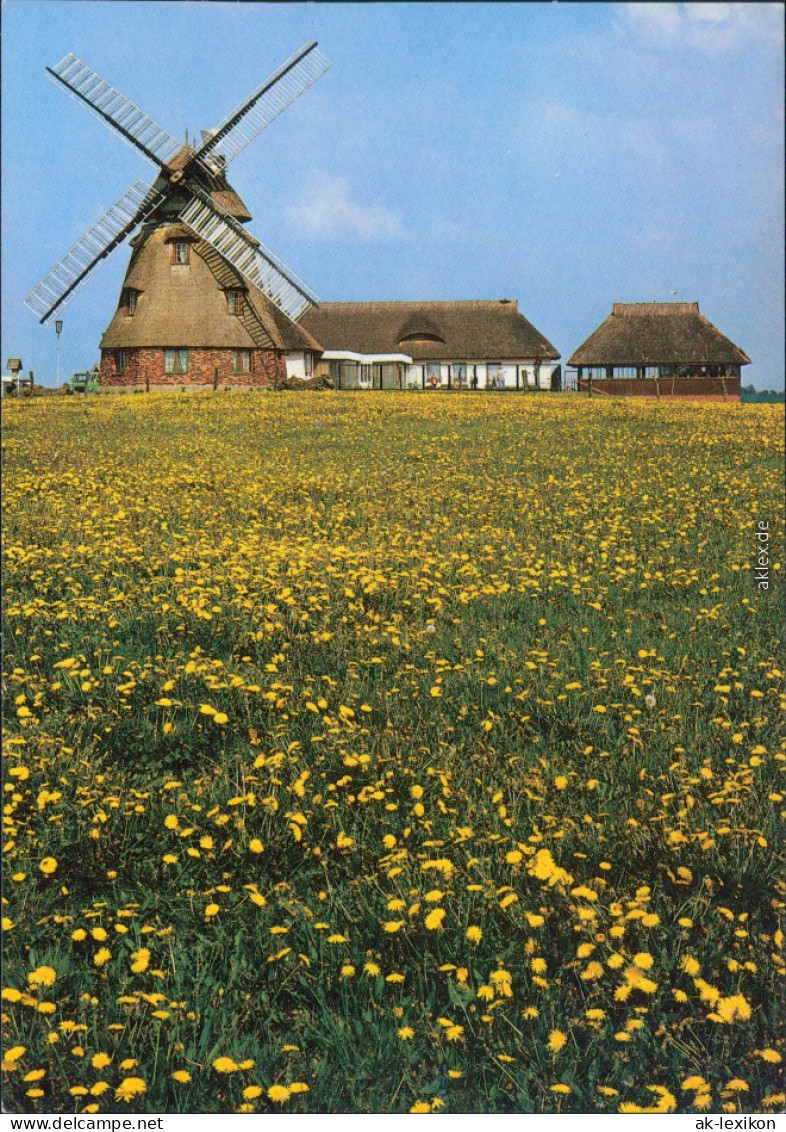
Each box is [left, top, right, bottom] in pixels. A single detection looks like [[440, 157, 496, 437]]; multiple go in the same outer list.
[[55, 320, 63, 388]]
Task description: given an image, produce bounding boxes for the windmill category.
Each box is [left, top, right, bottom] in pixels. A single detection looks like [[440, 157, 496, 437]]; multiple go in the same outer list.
[[24, 43, 332, 388]]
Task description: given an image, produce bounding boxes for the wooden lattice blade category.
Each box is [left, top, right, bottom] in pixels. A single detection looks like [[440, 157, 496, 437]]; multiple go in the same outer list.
[[193, 42, 332, 172], [24, 180, 164, 323], [47, 54, 181, 168], [179, 191, 318, 322]]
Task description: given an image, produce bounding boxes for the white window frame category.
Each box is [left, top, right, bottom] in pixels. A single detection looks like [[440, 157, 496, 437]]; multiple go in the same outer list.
[[226, 290, 243, 315]]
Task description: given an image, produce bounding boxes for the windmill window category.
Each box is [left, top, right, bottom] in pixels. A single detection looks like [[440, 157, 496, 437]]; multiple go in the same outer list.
[[304, 351, 313, 377], [116, 349, 127, 374], [123, 289, 138, 315], [164, 348, 188, 374], [233, 349, 252, 374], [172, 241, 190, 265], [226, 290, 244, 315]]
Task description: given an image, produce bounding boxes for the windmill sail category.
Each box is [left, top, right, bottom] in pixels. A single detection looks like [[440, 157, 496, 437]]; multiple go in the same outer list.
[[24, 180, 164, 323], [47, 54, 181, 168], [179, 192, 318, 321], [193, 42, 332, 170]]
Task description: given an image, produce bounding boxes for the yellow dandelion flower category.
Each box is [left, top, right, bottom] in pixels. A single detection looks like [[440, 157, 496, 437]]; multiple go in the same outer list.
[[424, 907, 445, 930], [28, 966, 57, 987], [466, 925, 482, 944], [173, 1070, 192, 1083], [91, 1052, 111, 1069], [682, 1076, 709, 1091], [755, 1049, 782, 1064], [398, 1026, 415, 1040], [130, 948, 150, 974], [243, 1085, 263, 1100], [581, 961, 605, 981], [681, 955, 701, 977], [547, 1030, 567, 1054], [267, 1084, 291, 1103], [213, 1057, 239, 1073], [115, 1077, 147, 1103], [39, 858, 58, 875], [714, 994, 752, 1023], [410, 1101, 431, 1113], [93, 948, 111, 967]]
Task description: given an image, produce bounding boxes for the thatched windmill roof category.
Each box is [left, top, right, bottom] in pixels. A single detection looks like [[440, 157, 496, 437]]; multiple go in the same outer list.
[[300, 300, 559, 361], [166, 144, 253, 222], [100, 225, 322, 352], [569, 302, 750, 366]]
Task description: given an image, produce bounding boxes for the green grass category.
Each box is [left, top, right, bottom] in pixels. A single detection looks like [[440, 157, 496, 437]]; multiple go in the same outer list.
[[2, 392, 784, 1114]]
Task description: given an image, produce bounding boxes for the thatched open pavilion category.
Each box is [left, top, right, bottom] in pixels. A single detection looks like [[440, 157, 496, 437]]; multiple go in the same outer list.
[[568, 302, 750, 400]]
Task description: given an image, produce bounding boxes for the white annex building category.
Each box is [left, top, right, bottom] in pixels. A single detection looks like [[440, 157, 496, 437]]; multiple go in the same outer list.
[[298, 300, 560, 390]]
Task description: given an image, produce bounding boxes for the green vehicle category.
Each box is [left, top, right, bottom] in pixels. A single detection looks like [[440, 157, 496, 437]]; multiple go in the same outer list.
[[69, 366, 100, 394]]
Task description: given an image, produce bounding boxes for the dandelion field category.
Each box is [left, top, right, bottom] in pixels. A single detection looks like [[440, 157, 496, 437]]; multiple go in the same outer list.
[[2, 391, 784, 1114]]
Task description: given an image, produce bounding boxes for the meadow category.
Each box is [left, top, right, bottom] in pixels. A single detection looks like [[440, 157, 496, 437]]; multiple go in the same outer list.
[[2, 391, 784, 1115]]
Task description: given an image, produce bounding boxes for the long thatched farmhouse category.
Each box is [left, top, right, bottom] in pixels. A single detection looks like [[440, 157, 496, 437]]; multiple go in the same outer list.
[[569, 302, 750, 400], [300, 300, 560, 390]]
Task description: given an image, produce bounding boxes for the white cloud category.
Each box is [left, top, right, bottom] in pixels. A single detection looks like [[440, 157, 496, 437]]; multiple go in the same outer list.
[[284, 170, 404, 241], [618, 2, 782, 53]]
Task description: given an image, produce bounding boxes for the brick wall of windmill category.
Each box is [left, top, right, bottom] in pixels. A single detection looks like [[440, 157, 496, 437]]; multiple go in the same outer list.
[[99, 347, 286, 389]]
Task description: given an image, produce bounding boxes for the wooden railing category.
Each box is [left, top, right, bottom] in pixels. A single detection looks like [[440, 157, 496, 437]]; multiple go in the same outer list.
[[576, 376, 740, 399]]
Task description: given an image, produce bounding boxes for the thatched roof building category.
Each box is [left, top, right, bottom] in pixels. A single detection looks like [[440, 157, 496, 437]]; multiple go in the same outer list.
[[301, 300, 559, 390], [100, 226, 321, 354], [568, 302, 749, 400], [301, 300, 559, 362], [98, 145, 322, 390]]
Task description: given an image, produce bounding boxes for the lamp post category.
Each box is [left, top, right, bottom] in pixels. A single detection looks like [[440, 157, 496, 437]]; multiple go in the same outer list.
[[55, 320, 63, 388]]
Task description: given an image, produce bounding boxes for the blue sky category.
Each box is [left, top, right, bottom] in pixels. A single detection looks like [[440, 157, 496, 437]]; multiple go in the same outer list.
[[2, 1, 783, 387]]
